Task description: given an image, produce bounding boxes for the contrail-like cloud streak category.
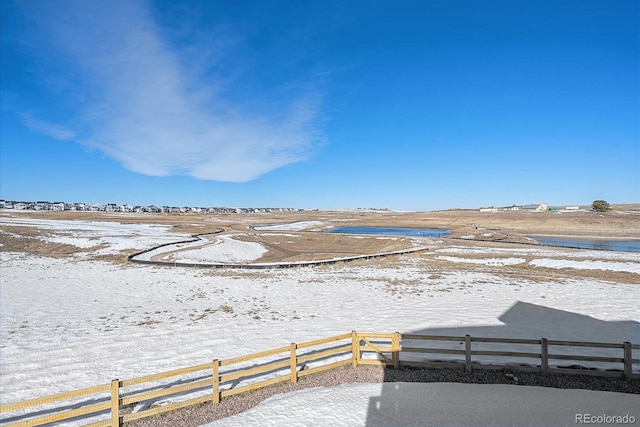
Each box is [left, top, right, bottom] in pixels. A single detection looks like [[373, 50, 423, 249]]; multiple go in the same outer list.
[[28, 0, 324, 182]]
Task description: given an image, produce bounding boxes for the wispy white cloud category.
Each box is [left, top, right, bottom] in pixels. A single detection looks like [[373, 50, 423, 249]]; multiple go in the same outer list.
[[21, 113, 76, 141], [26, 0, 324, 182]]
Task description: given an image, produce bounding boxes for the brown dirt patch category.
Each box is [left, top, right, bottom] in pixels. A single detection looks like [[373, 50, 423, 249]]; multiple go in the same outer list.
[[0, 225, 88, 258], [237, 231, 419, 263]]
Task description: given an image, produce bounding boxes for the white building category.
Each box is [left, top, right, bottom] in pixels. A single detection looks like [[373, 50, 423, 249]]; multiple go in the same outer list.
[[522, 203, 548, 212]]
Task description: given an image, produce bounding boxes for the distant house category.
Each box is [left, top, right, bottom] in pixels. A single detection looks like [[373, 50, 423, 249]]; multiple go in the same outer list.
[[0, 198, 299, 215], [522, 203, 548, 212], [35, 201, 52, 211], [565, 206, 580, 211]]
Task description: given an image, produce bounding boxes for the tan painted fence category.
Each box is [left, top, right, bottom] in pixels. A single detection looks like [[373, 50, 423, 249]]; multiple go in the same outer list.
[[1, 332, 638, 426]]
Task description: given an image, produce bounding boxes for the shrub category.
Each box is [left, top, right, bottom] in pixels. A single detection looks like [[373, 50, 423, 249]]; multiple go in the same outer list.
[[591, 200, 611, 212]]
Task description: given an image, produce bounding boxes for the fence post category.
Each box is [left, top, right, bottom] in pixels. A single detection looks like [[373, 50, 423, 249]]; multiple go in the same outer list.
[[392, 332, 400, 369], [110, 379, 120, 427], [351, 330, 359, 368], [623, 342, 632, 381], [212, 359, 220, 404], [464, 335, 472, 373], [290, 343, 298, 384], [541, 338, 549, 375]]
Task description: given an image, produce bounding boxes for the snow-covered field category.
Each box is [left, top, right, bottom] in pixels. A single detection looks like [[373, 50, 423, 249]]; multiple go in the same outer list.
[[202, 383, 640, 427], [136, 234, 268, 264], [432, 247, 640, 273], [253, 221, 324, 231], [0, 216, 191, 258], [1, 216, 639, 425]]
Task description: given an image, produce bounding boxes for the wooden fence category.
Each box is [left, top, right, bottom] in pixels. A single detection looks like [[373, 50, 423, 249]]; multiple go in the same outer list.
[[1, 332, 638, 426]]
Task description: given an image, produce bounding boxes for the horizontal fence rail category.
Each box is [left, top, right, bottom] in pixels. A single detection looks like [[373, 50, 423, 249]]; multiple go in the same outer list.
[[1, 332, 638, 426]]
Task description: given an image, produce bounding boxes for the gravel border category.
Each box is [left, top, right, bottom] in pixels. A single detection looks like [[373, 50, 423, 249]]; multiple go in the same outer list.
[[126, 366, 640, 427]]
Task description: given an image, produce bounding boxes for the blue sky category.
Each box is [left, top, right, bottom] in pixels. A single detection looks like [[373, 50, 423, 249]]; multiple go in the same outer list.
[[1, 0, 638, 211]]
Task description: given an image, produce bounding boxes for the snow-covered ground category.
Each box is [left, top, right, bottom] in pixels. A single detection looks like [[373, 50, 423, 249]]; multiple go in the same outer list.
[[0, 217, 639, 425], [529, 258, 640, 273], [135, 234, 268, 264], [173, 235, 267, 263], [253, 221, 324, 231], [205, 383, 387, 427], [436, 245, 640, 260], [202, 383, 640, 427], [0, 216, 190, 258], [435, 245, 640, 273], [435, 256, 527, 266]]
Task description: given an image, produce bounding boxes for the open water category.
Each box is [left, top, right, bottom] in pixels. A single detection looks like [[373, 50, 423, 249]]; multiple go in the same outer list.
[[528, 236, 640, 253]]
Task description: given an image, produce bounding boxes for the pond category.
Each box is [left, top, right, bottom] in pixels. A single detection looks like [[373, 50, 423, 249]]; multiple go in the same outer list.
[[328, 226, 451, 238], [528, 236, 640, 253]]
